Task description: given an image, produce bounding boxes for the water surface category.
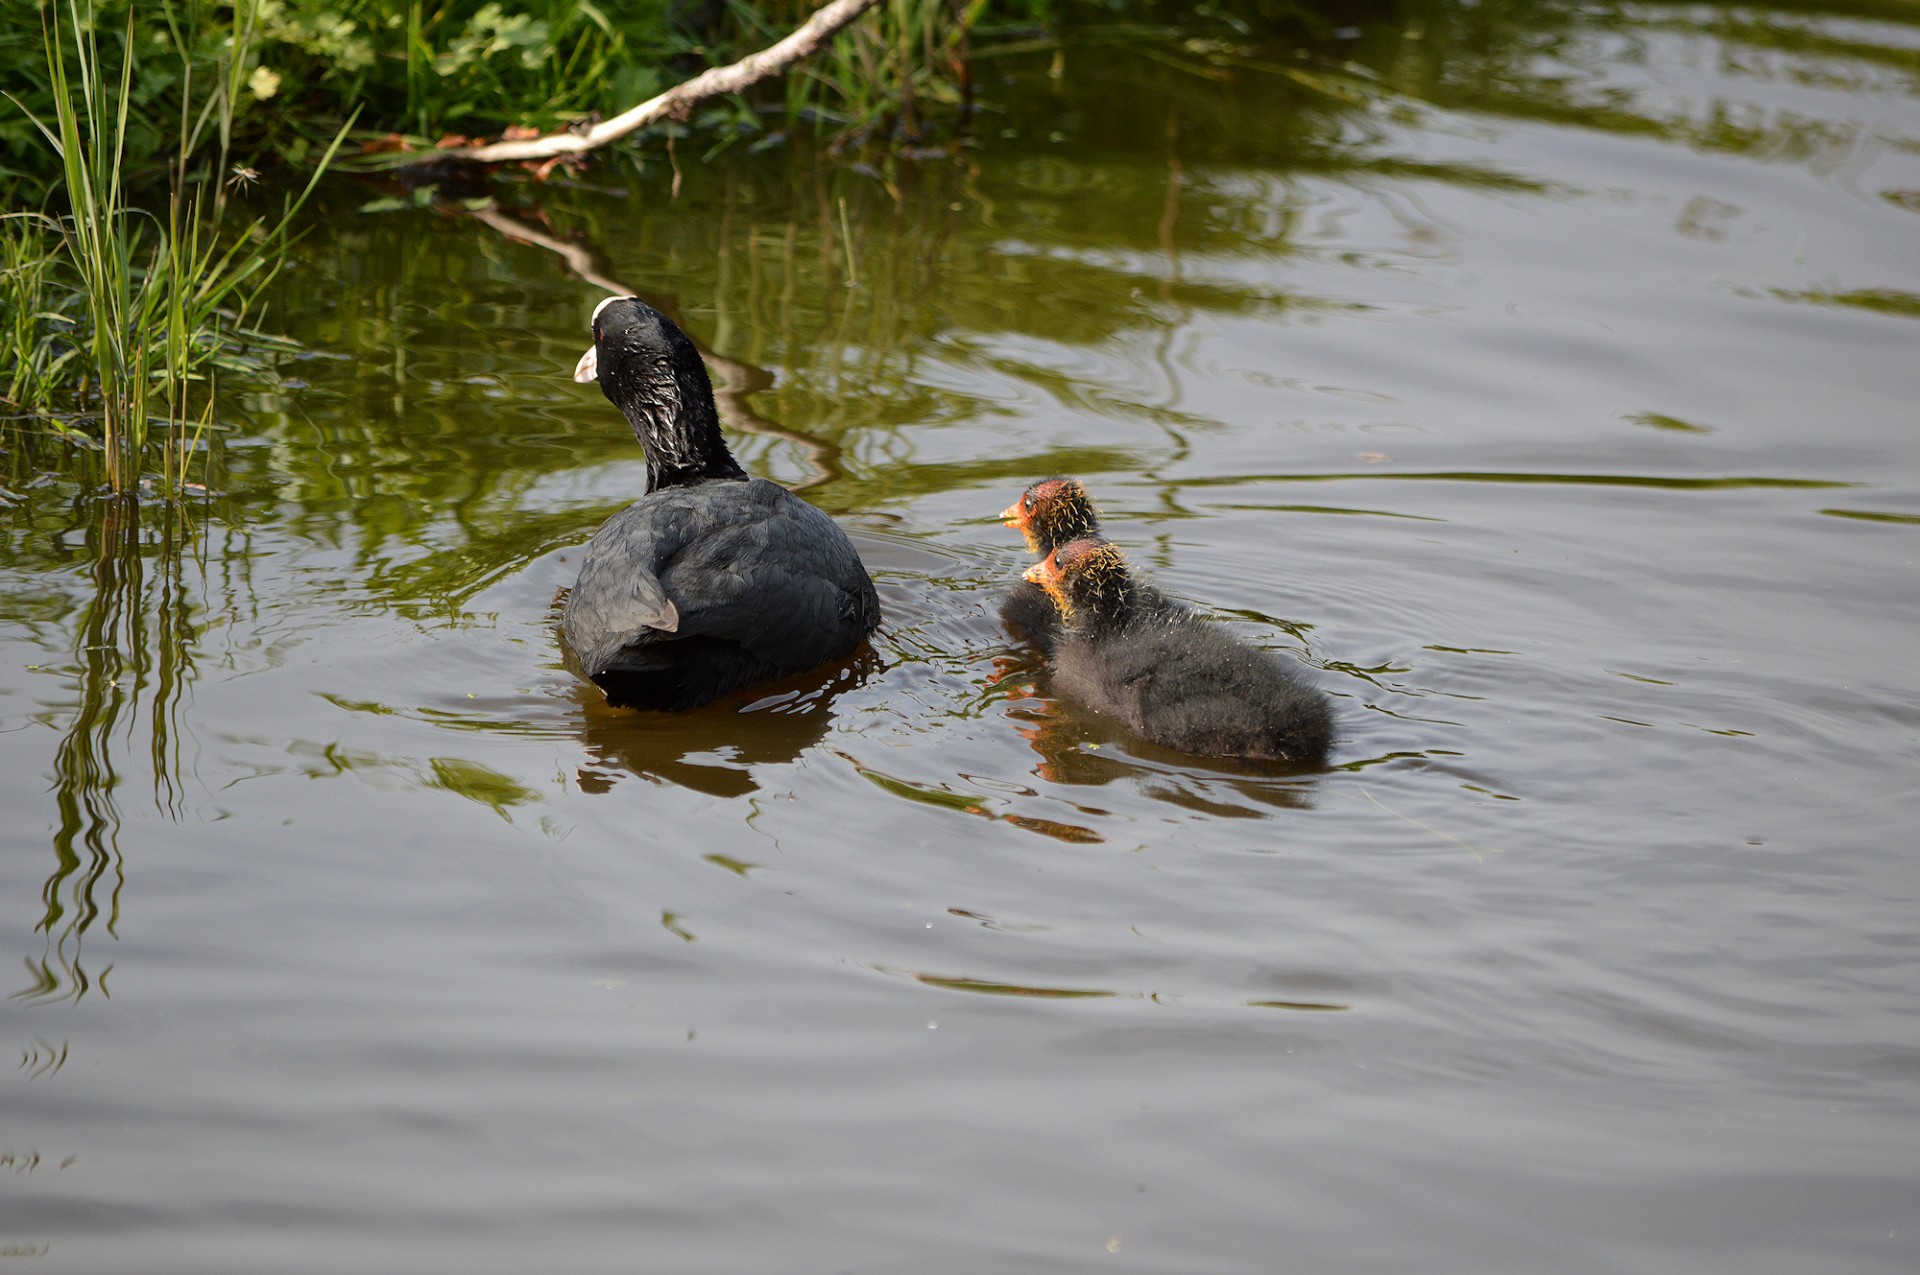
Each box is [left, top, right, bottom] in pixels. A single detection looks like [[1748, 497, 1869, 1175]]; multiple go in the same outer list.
[[4, 4, 1919, 1271]]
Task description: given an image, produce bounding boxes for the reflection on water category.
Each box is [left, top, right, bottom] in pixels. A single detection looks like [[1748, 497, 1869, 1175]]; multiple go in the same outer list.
[[22, 497, 204, 1003], [18, 1038, 68, 1080], [839, 745, 1106, 843], [469, 203, 847, 489], [1000, 667, 1324, 813], [884, 965, 1351, 1012], [572, 649, 881, 797]]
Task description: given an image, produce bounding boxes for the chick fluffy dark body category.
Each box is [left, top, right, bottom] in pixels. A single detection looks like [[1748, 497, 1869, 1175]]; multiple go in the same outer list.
[[1032, 538, 1333, 762]]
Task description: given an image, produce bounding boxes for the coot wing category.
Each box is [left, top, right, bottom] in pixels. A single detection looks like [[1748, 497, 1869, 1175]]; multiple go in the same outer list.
[[659, 481, 877, 668], [561, 501, 687, 675]]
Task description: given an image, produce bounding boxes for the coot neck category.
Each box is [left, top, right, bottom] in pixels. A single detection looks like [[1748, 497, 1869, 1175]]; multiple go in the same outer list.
[[606, 345, 749, 493]]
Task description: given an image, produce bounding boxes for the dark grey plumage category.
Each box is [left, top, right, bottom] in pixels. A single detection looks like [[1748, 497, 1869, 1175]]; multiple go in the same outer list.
[[1026, 537, 1333, 762], [1000, 576, 1065, 652], [561, 297, 879, 711], [999, 477, 1100, 654]]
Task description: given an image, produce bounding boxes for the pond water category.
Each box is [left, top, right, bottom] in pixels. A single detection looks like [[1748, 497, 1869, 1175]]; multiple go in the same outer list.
[[4, 4, 1919, 1271]]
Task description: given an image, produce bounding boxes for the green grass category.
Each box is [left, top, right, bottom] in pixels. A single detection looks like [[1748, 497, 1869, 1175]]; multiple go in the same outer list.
[[773, 0, 994, 147], [0, 215, 80, 424], [4, 0, 349, 494]]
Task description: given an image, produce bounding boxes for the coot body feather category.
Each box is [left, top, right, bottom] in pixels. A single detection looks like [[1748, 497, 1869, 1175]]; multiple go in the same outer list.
[[1026, 537, 1333, 761], [561, 297, 879, 711]]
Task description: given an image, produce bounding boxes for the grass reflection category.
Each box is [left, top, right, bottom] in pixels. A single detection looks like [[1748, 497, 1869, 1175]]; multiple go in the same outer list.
[[19, 496, 200, 1003], [1166, 471, 1857, 490]]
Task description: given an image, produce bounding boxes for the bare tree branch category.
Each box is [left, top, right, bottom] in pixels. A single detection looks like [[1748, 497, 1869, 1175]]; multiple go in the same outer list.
[[402, 0, 882, 169]]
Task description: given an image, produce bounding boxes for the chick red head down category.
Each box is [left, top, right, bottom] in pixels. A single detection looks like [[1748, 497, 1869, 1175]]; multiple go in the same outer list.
[[1001, 478, 1099, 556]]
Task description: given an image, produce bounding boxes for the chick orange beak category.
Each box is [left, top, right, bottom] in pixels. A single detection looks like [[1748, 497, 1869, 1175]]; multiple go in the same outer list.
[[1000, 500, 1025, 528], [1022, 556, 1055, 587]]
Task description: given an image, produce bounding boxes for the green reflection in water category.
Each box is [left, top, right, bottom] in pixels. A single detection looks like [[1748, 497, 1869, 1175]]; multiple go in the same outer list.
[[1819, 508, 1920, 525], [1247, 998, 1350, 1012], [18, 497, 204, 1003], [904, 972, 1116, 999], [1209, 503, 1448, 521], [279, 740, 549, 823], [220, 0, 1903, 591], [841, 751, 1104, 843], [19, 1038, 69, 1079], [238, 17, 1579, 588], [1627, 413, 1716, 435], [426, 758, 540, 822], [1356, 0, 1920, 169], [1171, 471, 1855, 490], [1772, 287, 1920, 318]]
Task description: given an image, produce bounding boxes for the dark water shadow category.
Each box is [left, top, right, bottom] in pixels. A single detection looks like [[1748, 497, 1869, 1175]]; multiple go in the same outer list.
[[567, 646, 883, 798]]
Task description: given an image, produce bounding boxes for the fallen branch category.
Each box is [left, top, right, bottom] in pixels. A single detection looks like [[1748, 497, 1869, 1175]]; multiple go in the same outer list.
[[400, 0, 882, 169]]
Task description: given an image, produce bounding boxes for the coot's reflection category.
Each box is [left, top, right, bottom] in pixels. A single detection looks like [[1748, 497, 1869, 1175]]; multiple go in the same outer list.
[[569, 647, 880, 796]]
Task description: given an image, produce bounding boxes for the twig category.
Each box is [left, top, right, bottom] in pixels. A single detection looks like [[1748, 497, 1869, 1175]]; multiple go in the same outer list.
[[398, 0, 883, 169], [1358, 785, 1498, 863]]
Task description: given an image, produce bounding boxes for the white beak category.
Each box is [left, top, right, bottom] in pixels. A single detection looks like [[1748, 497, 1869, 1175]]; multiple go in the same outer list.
[[573, 345, 598, 383]]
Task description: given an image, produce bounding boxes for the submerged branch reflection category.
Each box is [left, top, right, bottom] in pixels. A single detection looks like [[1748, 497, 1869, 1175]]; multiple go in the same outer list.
[[466, 202, 844, 489]]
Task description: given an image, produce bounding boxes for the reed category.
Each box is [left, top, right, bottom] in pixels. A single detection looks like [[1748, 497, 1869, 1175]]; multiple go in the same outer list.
[[5, 0, 349, 495], [760, 0, 992, 145], [37, 0, 147, 488], [0, 215, 78, 425]]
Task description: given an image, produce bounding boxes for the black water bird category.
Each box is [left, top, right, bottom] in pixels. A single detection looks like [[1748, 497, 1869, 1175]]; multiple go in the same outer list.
[[561, 297, 880, 711], [998, 477, 1101, 653], [1023, 536, 1333, 761]]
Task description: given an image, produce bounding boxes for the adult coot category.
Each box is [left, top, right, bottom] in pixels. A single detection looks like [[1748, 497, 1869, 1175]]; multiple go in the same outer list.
[[1024, 536, 1333, 761], [999, 477, 1100, 653], [562, 296, 880, 710]]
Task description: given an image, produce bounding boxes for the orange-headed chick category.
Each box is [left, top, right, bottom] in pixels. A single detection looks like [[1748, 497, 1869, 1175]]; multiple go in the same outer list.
[[999, 477, 1100, 652]]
